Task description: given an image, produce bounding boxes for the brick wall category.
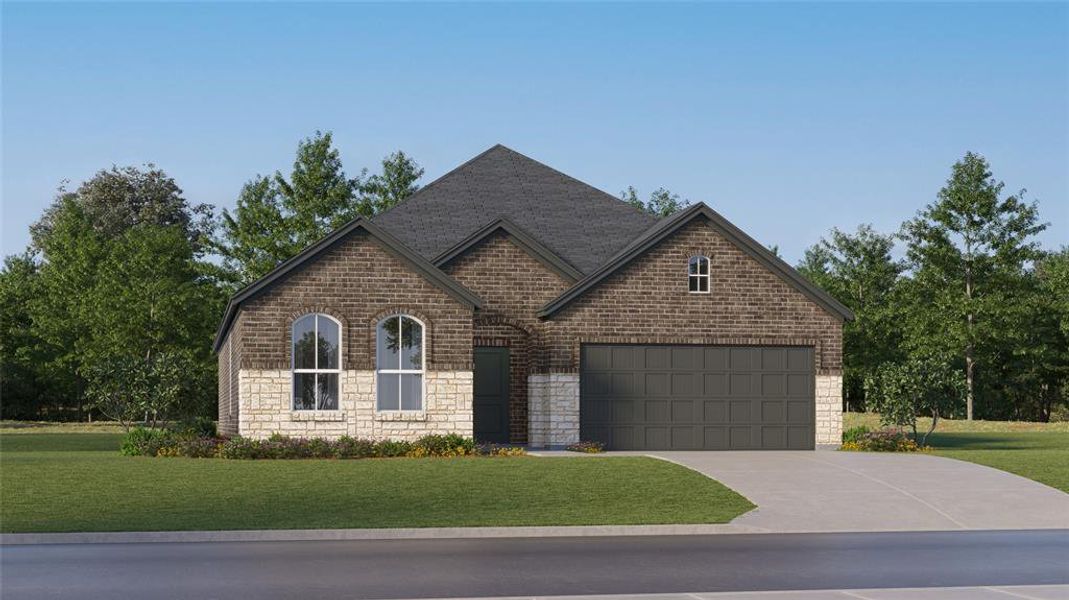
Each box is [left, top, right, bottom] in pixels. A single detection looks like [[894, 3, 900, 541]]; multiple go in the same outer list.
[[543, 218, 844, 375], [239, 231, 473, 372], [443, 231, 572, 443], [227, 230, 475, 439]]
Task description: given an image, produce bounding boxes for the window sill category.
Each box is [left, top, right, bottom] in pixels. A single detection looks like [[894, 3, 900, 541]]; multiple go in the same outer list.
[[290, 410, 346, 422], [374, 411, 427, 422]]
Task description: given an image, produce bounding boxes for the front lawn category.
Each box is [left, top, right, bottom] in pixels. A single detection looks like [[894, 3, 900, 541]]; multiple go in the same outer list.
[[844, 412, 1069, 493], [0, 432, 754, 533]]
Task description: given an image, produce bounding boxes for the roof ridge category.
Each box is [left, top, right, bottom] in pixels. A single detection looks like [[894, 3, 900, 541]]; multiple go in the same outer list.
[[491, 145, 656, 220], [372, 144, 506, 223]]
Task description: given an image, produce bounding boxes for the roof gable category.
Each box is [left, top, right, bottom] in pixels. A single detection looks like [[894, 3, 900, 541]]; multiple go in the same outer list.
[[372, 145, 656, 274], [539, 203, 855, 321], [433, 217, 584, 282], [212, 218, 482, 352]]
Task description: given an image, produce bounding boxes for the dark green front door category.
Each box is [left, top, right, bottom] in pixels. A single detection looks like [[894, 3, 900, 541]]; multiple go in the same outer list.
[[474, 347, 510, 443]]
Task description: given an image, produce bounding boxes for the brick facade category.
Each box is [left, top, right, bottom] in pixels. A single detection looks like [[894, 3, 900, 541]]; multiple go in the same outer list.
[[224, 230, 475, 441], [442, 231, 572, 443], [542, 218, 843, 375]]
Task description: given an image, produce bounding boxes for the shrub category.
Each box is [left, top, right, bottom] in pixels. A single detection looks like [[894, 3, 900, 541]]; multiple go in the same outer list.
[[120, 427, 175, 457], [565, 441, 605, 453], [841, 428, 923, 452], [170, 416, 217, 439], [478, 444, 527, 457], [334, 436, 376, 459], [842, 425, 870, 445], [412, 434, 476, 457], [157, 437, 222, 458], [218, 436, 265, 459], [376, 439, 412, 458], [865, 356, 966, 446]]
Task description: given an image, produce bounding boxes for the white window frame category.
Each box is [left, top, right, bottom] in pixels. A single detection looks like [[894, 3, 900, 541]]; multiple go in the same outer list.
[[688, 255, 711, 294], [291, 313, 343, 411], [376, 314, 426, 412]]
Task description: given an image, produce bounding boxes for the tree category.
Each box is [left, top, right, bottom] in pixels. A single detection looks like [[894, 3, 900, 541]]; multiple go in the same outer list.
[[899, 152, 1047, 419], [620, 186, 690, 217], [865, 355, 966, 446], [798, 225, 904, 409], [15, 166, 223, 421], [31, 165, 213, 256], [0, 254, 73, 419], [216, 132, 424, 284], [79, 224, 225, 421], [362, 151, 424, 215]]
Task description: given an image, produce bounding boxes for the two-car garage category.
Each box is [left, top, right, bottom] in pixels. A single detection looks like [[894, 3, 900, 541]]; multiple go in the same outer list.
[[579, 344, 816, 450]]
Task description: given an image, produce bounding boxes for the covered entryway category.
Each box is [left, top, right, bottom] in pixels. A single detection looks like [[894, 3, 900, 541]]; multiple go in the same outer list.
[[473, 347, 510, 443], [580, 344, 815, 450]]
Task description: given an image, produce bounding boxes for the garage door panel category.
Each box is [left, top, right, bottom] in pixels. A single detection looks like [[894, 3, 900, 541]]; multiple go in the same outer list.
[[788, 426, 811, 449], [787, 373, 810, 397], [762, 373, 786, 397], [581, 344, 814, 450], [703, 426, 727, 449], [645, 347, 670, 369], [704, 400, 727, 422], [788, 348, 811, 371], [761, 348, 787, 370], [671, 399, 695, 423], [730, 400, 752, 422], [761, 400, 785, 422], [645, 400, 669, 422], [704, 373, 727, 396], [704, 347, 729, 370], [646, 373, 669, 395], [787, 400, 811, 423], [762, 426, 786, 449], [672, 373, 697, 396], [672, 426, 696, 449], [645, 427, 668, 449], [730, 373, 752, 396], [611, 347, 635, 370]]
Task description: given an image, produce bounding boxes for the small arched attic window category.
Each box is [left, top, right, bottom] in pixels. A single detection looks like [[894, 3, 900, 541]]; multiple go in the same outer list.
[[688, 255, 710, 293]]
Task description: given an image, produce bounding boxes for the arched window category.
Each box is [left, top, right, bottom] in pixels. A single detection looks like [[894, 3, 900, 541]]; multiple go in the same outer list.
[[292, 314, 341, 410], [376, 315, 425, 411], [688, 255, 710, 293]]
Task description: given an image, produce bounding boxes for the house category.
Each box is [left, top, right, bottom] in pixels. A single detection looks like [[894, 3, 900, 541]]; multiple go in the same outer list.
[[214, 145, 851, 450]]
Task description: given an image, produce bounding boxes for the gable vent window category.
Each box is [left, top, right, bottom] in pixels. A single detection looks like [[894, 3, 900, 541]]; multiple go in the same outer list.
[[376, 315, 425, 411], [688, 256, 710, 293], [292, 314, 341, 410]]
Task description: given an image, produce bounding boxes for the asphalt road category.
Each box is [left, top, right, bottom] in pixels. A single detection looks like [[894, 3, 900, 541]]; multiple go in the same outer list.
[[2, 530, 1067, 600]]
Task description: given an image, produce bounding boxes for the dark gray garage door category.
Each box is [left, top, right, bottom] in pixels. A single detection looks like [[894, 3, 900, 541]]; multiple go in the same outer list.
[[580, 345, 814, 450]]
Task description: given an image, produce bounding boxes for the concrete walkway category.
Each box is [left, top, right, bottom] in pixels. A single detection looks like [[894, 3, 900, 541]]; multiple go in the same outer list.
[[642, 451, 1069, 532]]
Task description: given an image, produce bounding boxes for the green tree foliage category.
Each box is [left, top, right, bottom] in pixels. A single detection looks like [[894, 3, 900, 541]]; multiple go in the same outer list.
[[216, 132, 423, 284], [899, 152, 1047, 419], [620, 186, 690, 218], [363, 150, 425, 215], [0, 254, 74, 419], [864, 355, 967, 446], [797, 225, 904, 409], [6, 166, 224, 421]]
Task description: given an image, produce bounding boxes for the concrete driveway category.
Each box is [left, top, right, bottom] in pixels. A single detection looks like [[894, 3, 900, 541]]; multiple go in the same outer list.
[[647, 451, 1069, 532]]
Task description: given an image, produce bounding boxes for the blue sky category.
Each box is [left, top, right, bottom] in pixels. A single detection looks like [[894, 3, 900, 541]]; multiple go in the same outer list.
[[2, 2, 1066, 263]]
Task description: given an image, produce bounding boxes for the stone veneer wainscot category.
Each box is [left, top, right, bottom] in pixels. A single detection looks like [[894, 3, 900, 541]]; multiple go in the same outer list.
[[238, 370, 473, 440]]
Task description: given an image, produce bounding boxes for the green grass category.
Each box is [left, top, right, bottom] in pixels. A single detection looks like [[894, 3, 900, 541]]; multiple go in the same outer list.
[[928, 431, 1069, 493], [843, 412, 1069, 493], [0, 433, 754, 533]]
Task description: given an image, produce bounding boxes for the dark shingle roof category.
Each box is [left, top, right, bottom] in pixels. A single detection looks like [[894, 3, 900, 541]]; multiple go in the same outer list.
[[373, 145, 657, 274]]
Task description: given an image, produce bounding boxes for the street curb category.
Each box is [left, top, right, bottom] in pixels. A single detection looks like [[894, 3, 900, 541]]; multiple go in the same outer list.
[[0, 524, 768, 545]]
